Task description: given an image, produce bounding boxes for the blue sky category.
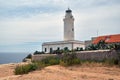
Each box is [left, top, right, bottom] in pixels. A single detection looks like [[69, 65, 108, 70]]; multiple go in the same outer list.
[[0, 0, 120, 53]]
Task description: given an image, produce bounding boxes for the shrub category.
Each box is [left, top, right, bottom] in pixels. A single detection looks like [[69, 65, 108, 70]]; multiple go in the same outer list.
[[60, 53, 81, 66], [35, 53, 81, 67], [114, 44, 120, 50], [51, 50, 63, 54], [33, 51, 45, 55], [60, 58, 81, 66], [33, 61, 46, 69], [26, 54, 32, 59], [72, 58, 81, 64], [60, 60, 67, 66], [23, 54, 32, 62], [75, 47, 84, 51], [41, 56, 60, 65], [103, 58, 119, 66], [49, 59, 59, 65], [14, 63, 38, 75]]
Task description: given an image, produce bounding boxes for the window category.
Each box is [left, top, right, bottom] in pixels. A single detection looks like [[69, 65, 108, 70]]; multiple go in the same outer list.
[[50, 48, 53, 53], [45, 48, 47, 52], [57, 47, 60, 50], [76, 47, 79, 51]]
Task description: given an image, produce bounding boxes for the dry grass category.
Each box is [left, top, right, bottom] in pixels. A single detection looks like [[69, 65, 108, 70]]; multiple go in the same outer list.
[[0, 63, 120, 80]]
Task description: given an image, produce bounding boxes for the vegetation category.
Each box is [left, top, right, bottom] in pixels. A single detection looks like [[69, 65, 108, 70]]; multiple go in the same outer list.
[[50, 49, 63, 54], [15, 63, 38, 75], [22, 54, 32, 62], [18, 42, 120, 75], [26, 54, 32, 59], [50, 47, 71, 54], [33, 51, 45, 55], [85, 40, 107, 50], [74, 47, 84, 51], [86, 40, 120, 51], [115, 45, 120, 66], [16, 50, 120, 75], [86, 44, 97, 50], [41, 56, 60, 65], [103, 58, 119, 66], [60, 53, 81, 66], [113, 43, 120, 50], [15, 52, 81, 75]]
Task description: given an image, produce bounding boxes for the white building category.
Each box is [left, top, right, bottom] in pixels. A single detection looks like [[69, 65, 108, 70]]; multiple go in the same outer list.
[[42, 8, 85, 53]]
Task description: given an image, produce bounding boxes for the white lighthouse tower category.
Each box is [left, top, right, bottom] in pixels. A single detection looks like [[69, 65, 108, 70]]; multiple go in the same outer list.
[[42, 9, 85, 53], [63, 8, 74, 41]]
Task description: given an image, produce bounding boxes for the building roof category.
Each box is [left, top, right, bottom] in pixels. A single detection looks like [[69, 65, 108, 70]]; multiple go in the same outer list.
[[92, 34, 120, 44], [42, 40, 84, 46]]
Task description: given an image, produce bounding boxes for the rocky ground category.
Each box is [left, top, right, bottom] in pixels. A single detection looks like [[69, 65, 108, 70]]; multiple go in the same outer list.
[[0, 63, 120, 80]]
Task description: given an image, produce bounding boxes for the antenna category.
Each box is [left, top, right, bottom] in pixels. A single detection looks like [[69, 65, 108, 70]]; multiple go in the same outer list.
[[67, 3, 70, 10], [68, 6, 70, 10]]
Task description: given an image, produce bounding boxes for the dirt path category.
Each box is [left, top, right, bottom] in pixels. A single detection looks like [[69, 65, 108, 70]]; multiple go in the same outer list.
[[0, 63, 120, 80]]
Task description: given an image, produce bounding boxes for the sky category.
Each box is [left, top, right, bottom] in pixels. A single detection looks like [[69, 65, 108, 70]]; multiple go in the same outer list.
[[0, 0, 120, 53]]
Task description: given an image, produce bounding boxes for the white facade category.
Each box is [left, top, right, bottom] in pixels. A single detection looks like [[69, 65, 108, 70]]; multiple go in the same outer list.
[[64, 8, 74, 41], [42, 9, 85, 53], [42, 40, 85, 53]]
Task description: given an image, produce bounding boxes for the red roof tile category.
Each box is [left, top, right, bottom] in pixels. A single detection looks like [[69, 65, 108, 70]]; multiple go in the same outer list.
[[92, 34, 120, 44]]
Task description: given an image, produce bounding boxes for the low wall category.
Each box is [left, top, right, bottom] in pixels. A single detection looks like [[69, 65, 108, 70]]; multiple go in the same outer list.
[[32, 50, 119, 61], [76, 50, 118, 60], [32, 54, 57, 61]]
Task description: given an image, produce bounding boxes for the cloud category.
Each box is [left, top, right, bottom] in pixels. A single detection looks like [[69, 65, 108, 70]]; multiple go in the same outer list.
[[73, 3, 120, 40], [0, 0, 120, 52], [0, 12, 63, 46], [0, 0, 66, 19]]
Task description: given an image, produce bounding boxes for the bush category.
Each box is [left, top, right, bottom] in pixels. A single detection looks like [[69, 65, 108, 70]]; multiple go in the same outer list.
[[14, 63, 38, 75], [49, 59, 59, 65], [41, 56, 60, 65], [103, 58, 119, 66], [33, 53, 81, 67], [60, 53, 81, 66], [22, 54, 32, 62], [51, 50, 63, 54], [60, 60, 67, 66], [60, 58, 81, 66], [33, 51, 45, 55], [33, 61, 46, 69], [26, 54, 32, 59], [117, 51, 120, 66], [16, 52, 120, 75], [75, 47, 84, 51], [114, 44, 120, 50], [72, 58, 81, 64]]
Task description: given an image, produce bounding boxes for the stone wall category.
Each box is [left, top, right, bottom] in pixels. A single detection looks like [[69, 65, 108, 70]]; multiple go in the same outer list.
[[32, 54, 57, 61], [76, 50, 118, 61], [32, 50, 119, 61]]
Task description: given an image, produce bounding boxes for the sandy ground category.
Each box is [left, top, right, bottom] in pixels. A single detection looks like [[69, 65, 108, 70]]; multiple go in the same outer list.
[[0, 63, 120, 80]]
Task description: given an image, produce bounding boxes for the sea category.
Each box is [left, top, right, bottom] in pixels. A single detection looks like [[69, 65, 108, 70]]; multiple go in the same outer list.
[[0, 52, 30, 64]]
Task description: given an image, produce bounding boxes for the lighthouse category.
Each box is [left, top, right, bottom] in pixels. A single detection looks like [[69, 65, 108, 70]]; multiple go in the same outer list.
[[63, 8, 74, 41], [42, 8, 85, 53]]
